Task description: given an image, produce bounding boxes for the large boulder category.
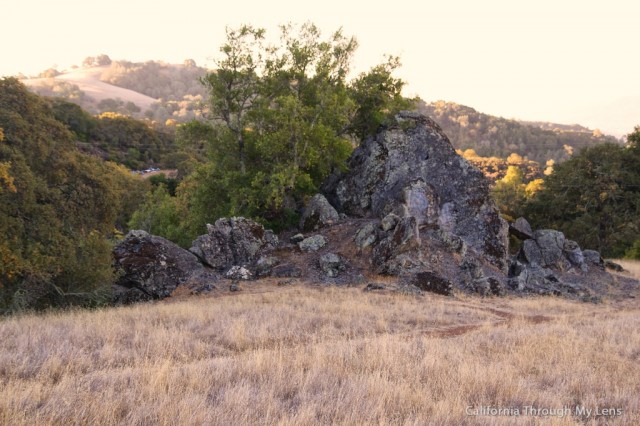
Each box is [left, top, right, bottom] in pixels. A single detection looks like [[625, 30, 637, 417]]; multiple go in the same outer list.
[[299, 194, 340, 231], [323, 111, 508, 271], [509, 217, 534, 240], [113, 230, 216, 304], [189, 217, 277, 270]]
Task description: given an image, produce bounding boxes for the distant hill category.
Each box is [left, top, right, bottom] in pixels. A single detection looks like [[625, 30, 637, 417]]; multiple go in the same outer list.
[[22, 67, 157, 115], [21, 58, 208, 123], [417, 100, 620, 164]]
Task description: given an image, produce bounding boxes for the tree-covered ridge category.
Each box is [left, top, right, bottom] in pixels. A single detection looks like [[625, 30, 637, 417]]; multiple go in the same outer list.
[[49, 99, 178, 170], [0, 78, 147, 311], [524, 127, 640, 258], [418, 100, 619, 164]]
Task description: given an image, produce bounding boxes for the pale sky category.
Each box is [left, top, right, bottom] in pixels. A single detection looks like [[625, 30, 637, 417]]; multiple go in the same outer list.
[[1, 0, 639, 136]]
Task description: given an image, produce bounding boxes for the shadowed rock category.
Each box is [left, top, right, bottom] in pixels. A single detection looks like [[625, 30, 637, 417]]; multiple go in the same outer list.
[[509, 217, 534, 240], [300, 194, 340, 231], [113, 230, 216, 304], [189, 217, 277, 270]]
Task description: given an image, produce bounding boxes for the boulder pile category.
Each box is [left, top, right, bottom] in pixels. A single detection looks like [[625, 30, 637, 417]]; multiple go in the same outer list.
[[113, 111, 635, 303]]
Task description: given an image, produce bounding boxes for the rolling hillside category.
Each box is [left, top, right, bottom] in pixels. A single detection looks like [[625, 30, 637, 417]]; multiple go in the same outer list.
[[22, 67, 158, 115]]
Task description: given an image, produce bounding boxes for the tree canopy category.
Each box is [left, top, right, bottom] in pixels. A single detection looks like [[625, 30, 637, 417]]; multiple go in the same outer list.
[[171, 23, 409, 235], [524, 127, 640, 257], [0, 78, 147, 311]]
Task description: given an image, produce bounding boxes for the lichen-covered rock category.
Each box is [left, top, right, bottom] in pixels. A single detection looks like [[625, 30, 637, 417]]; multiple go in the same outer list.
[[299, 194, 340, 231], [113, 230, 216, 304], [225, 265, 253, 280], [354, 222, 378, 250], [371, 217, 421, 274], [518, 230, 566, 268], [255, 256, 280, 277], [563, 239, 587, 272], [298, 235, 327, 252], [319, 253, 345, 277], [380, 213, 400, 232], [189, 217, 277, 270], [322, 111, 508, 271], [583, 250, 604, 269]]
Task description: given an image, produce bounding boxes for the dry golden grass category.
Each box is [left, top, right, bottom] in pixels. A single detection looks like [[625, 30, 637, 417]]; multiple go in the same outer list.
[[611, 259, 640, 280], [1, 285, 639, 425]]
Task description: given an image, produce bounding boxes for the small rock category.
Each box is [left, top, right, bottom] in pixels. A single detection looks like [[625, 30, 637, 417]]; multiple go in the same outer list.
[[604, 260, 624, 272], [299, 235, 327, 252], [583, 250, 604, 269], [380, 213, 400, 232], [290, 233, 305, 244], [363, 283, 385, 291], [299, 194, 340, 231], [319, 252, 344, 277], [225, 265, 253, 280], [354, 223, 377, 250], [509, 217, 534, 240], [271, 264, 303, 278], [255, 256, 279, 277], [229, 282, 240, 292], [409, 271, 454, 296]]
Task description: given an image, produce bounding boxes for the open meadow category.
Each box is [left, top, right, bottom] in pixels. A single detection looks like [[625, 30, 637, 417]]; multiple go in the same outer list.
[[1, 273, 639, 425]]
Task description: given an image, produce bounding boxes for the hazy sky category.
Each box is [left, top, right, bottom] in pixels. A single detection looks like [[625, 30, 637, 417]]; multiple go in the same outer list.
[[2, 0, 639, 135]]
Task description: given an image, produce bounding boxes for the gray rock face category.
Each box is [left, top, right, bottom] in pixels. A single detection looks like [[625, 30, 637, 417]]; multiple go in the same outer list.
[[319, 253, 345, 278], [583, 250, 604, 269], [371, 217, 421, 274], [189, 217, 277, 270], [298, 235, 327, 252], [323, 111, 508, 271], [113, 230, 216, 304], [354, 222, 378, 250], [255, 256, 280, 277], [519, 230, 566, 268], [300, 194, 340, 231], [509, 217, 534, 240]]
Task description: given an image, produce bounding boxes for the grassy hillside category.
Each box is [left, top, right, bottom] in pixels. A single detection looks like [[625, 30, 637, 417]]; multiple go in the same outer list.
[[22, 67, 157, 116], [21, 60, 207, 123], [1, 283, 639, 424]]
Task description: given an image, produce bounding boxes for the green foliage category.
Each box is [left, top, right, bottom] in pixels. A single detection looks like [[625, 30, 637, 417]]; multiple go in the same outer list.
[[625, 240, 640, 260], [89, 112, 174, 169], [128, 185, 191, 247], [172, 23, 408, 232], [0, 78, 146, 312], [525, 134, 640, 257], [348, 55, 411, 140]]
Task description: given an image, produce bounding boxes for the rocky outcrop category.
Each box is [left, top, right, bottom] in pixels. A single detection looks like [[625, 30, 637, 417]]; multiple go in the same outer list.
[[189, 217, 278, 271], [319, 253, 346, 278], [507, 226, 622, 299], [298, 235, 327, 252], [300, 194, 340, 231], [112, 230, 217, 304], [323, 111, 508, 271]]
